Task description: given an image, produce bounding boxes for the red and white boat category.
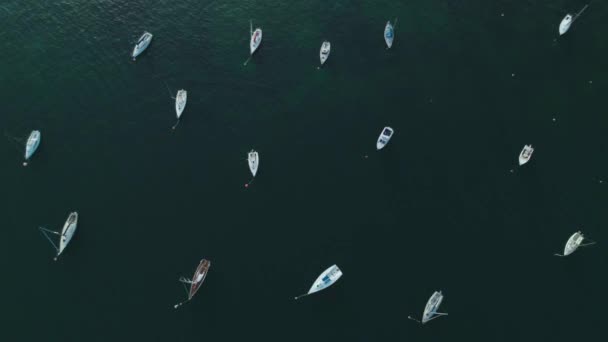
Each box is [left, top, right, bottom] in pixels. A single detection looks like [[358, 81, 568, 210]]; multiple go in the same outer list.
[[174, 259, 211, 309]]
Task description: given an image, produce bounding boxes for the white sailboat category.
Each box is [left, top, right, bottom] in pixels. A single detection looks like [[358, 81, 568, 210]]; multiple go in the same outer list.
[[294, 264, 343, 300], [132, 32, 153, 60], [250, 21, 262, 55], [39, 212, 79, 261], [408, 291, 448, 324], [23, 130, 41, 166], [248, 150, 259, 177], [554, 231, 595, 257], [518, 145, 534, 166], [384, 19, 396, 49], [559, 4, 589, 36], [319, 41, 331, 66], [376, 127, 394, 150], [172, 89, 187, 129]]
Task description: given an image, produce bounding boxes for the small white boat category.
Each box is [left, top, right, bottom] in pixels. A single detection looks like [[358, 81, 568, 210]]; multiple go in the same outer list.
[[408, 291, 448, 324], [518, 145, 534, 166], [39, 212, 78, 261], [559, 5, 589, 36], [384, 20, 395, 48], [24, 130, 41, 166], [554, 231, 595, 257], [175, 90, 187, 119], [132, 32, 153, 60], [376, 127, 394, 150], [248, 150, 259, 177], [294, 264, 343, 300], [250, 21, 262, 55], [559, 15, 573, 35], [319, 41, 331, 65]]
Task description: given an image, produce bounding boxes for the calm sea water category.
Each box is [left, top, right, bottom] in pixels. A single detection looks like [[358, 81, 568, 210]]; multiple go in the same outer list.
[[1, 0, 607, 341]]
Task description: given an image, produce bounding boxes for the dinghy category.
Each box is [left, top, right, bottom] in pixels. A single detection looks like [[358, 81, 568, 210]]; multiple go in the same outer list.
[[248, 150, 259, 177], [175, 90, 187, 119], [294, 264, 342, 300], [250, 21, 262, 55], [132, 32, 153, 60], [320, 41, 331, 66], [518, 145, 534, 166], [408, 291, 448, 324], [39, 212, 78, 261], [559, 5, 589, 36], [554, 231, 595, 257], [384, 20, 395, 48], [376, 127, 394, 150], [24, 130, 41, 166], [174, 259, 211, 308]]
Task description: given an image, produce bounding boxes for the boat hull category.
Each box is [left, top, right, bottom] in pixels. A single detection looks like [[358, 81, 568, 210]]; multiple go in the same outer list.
[[422, 291, 444, 323], [132, 32, 153, 59], [188, 259, 211, 300], [559, 15, 572, 35], [250, 29, 262, 55], [25, 130, 41, 160], [58, 212, 78, 256], [384, 21, 394, 48], [175, 90, 187, 118], [518, 145, 534, 165], [320, 41, 331, 65], [376, 127, 394, 150], [248, 150, 259, 177], [308, 264, 343, 295], [563, 231, 583, 256]]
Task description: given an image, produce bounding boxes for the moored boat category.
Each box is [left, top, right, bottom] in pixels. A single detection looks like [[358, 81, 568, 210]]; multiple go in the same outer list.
[[24, 130, 41, 166], [320, 41, 331, 65], [248, 150, 259, 177], [250, 21, 262, 55], [132, 32, 153, 60], [518, 145, 534, 166], [295, 264, 343, 300], [384, 20, 395, 48], [376, 127, 394, 150], [175, 90, 187, 119], [408, 291, 448, 324], [559, 14, 573, 35], [58, 212, 78, 259], [559, 4, 589, 36], [38, 211, 78, 261], [175, 259, 211, 309], [554, 231, 595, 257]]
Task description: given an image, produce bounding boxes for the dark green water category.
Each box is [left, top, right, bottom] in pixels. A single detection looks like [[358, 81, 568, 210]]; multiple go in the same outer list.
[[1, 0, 607, 340]]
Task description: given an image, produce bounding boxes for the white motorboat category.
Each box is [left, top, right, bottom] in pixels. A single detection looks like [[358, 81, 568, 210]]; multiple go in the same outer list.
[[24, 130, 41, 166], [320, 41, 331, 65], [294, 264, 343, 300], [409, 291, 448, 324], [518, 145, 534, 166], [175, 90, 187, 119], [559, 5, 589, 36], [248, 150, 259, 177], [250, 21, 262, 55], [132, 32, 153, 60], [554, 231, 595, 257], [384, 20, 395, 48], [376, 127, 394, 150], [39, 212, 79, 261]]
